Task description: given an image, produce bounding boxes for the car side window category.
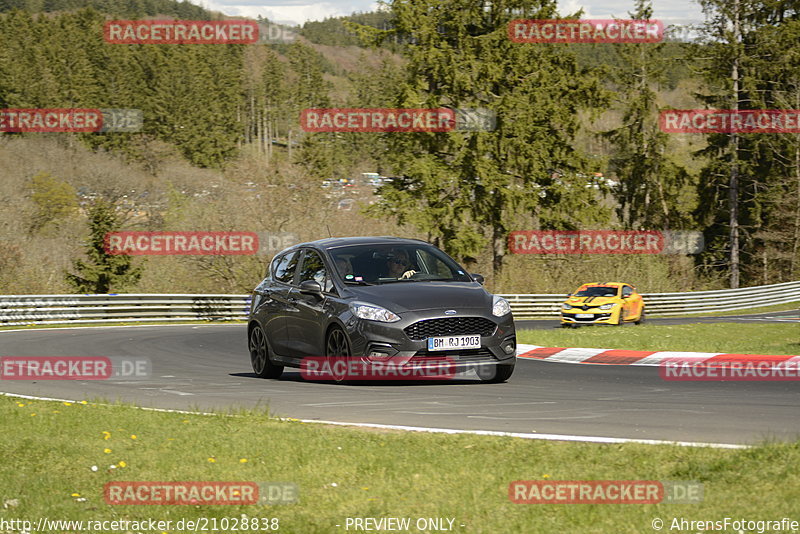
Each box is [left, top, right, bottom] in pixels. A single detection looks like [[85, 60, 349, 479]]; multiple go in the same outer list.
[[298, 250, 333, 293], [417, 248, 454, 277], [273, 251, 299, 285], [622, 286, 633, 298]]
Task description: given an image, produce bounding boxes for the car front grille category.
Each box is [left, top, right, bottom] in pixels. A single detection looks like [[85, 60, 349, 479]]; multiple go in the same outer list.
[[403, 317, 497, 341], [570, 313, 611, 322], [409, 348, 498, 364]]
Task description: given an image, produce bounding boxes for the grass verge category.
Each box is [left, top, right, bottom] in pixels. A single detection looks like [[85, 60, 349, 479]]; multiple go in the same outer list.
[[518, 323, 800, 355], [1, 396, 799, 533]]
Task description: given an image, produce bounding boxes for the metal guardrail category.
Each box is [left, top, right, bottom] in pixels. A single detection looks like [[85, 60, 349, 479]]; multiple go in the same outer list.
[[0, 281, 798, 325]]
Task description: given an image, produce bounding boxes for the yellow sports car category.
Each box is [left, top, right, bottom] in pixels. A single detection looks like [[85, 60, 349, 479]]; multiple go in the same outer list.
[[560, 282, 645, 327]]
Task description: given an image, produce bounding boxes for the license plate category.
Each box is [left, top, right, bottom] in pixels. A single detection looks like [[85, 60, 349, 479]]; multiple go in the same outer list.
[[427, 335, 481, 351], [575, 314, 594, 319]]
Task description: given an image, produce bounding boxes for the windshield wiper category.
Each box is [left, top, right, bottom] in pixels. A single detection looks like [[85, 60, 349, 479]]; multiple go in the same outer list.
[[343, 280, 375, 286]]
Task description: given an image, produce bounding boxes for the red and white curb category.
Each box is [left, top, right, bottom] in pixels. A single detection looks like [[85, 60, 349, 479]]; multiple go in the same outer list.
[[515, 343, 800, 366]]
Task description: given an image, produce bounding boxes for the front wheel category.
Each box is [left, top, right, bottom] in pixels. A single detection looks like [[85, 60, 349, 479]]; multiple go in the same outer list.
[[480, 362, 515, 383], [249, 324, 283, 379], [325, 325, 352, 383]]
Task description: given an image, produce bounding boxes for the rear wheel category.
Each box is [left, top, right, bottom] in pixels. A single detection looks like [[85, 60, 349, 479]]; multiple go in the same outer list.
[[635, 309, 646, 325], [249, 324, 283, 379]]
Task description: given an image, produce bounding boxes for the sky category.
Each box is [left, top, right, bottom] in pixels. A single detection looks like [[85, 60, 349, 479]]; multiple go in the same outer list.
[[198, 0, 707, 28]]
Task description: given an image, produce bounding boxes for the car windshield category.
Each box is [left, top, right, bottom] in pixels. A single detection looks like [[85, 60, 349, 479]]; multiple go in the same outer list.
[[574, 286, 619, 297], [328, 243, 473, 284]]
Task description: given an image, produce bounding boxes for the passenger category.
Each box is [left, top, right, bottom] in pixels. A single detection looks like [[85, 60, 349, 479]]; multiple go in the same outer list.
[[335, 257, 353, 277]]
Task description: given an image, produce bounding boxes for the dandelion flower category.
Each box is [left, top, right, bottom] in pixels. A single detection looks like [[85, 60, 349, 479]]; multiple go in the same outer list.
[[30, 413, 36, 417], [118, 461, 127, 468], [16, 403, 24, 407], [63, 402, 72, 406], [239, 458, 248, 463], [130, 435, 137, 440], [102, 431, 111, 440], [543, 474, 550, 479], [207, 457, 216, 463], [70, 493, 80, 497], [79, 400, 87, 405], [103, 448, 112, 454]]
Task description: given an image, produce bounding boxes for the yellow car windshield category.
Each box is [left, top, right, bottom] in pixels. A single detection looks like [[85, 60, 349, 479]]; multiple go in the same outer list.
[[575, 286, 618, 297]]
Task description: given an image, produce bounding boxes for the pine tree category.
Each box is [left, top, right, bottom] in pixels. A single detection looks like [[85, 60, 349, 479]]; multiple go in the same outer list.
[[362, 0, 609, 277], [604, 0, 692, 230], [693, 0, 800, 286], [65, 199, 142, 293]]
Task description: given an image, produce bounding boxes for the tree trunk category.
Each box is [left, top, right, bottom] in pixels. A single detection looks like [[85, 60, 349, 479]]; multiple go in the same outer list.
[[729, 0, 741, 289]]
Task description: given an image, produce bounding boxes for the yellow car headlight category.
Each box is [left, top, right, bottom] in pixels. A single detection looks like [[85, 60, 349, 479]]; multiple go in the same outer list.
[[599, 303, 615, 310]]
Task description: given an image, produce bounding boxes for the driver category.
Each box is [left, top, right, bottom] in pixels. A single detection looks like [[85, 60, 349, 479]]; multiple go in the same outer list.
[[386, 248, 416, 279]]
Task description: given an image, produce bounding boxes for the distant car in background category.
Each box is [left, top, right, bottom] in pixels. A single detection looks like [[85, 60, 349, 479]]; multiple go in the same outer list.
[[560, 282, 645, 327]]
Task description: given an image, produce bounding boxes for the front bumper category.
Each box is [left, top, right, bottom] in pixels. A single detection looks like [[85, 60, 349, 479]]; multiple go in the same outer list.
[[344, 308, 517, 370], [560, 309, 619, 324]]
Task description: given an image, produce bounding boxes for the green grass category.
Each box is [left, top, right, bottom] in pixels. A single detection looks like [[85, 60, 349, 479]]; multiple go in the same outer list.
[[671, 300, 799, 317], [1, 397, 799, 533], [518, 323, 800, 355]]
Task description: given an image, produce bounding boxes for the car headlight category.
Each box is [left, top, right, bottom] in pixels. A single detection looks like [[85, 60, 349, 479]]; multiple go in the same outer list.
[[492, 296, 511, 317], [561, 303, 573, 310], [349, 302, 400, 323], [599, 303, 615, 310]]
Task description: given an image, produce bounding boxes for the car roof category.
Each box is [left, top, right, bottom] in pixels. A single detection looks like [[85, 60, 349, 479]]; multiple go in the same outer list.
[[578, 282, 628, 288], [275, 236, 431, 256]]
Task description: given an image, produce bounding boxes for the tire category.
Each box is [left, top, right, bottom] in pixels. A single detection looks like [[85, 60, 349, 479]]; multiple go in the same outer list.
[[249, 324, 283, 379], [635, 309, 646, 325], [325, 325, 352, 383], [480, 362, 515, 383], [614, 309, 624, 326]]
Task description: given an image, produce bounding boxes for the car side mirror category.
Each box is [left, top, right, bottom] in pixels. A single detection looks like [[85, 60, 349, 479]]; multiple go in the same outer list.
[[471, 273, 485, 284], [299, 280, 322, 295]]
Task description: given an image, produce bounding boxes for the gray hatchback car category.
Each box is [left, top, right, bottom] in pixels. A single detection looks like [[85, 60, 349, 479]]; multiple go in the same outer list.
[[247, 237, 516, 382]]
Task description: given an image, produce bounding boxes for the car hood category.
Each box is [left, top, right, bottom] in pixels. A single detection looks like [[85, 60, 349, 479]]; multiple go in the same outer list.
[[566, 296, 619, 306], [344, 281, 493, 314]]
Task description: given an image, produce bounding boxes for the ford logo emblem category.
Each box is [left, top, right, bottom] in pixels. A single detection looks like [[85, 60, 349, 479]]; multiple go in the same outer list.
[[444, 310, 457, 315]]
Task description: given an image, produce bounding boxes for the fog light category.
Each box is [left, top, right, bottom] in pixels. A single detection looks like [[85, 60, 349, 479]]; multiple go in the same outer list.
[[503, 342, 515, 355], [368, 351, 390, 361]]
